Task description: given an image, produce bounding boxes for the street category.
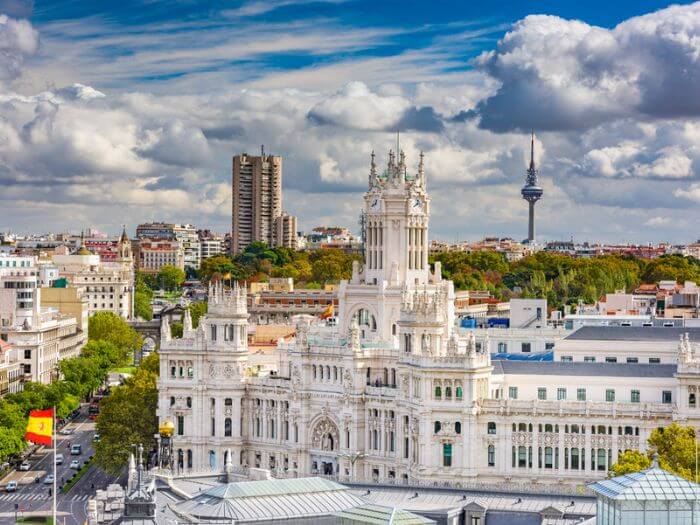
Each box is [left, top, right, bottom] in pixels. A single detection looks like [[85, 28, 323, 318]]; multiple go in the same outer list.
[[0, 406, 121, 524]]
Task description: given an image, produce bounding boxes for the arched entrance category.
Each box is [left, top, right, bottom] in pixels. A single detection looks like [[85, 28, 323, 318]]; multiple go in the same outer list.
[[310, 417, 340, 475]]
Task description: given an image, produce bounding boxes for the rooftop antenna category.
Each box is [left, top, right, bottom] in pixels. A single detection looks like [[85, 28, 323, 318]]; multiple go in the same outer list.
[[261, 144, 265, 157], [396, 130, 400, 156]]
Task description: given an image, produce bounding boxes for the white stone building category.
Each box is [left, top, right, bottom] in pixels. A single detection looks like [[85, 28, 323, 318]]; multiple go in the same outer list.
[[158, 151, 700, 488], [52, 229, 134, 319]]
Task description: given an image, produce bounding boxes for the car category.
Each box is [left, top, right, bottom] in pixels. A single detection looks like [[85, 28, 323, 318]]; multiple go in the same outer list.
[[18, 461, 30, 471], [59, 428, 73, 435], [93, 434, 100, 442], [69, 460, 80, 469], [55, 454, 64, 465], [70, 444, 82, 455], [43, 475, 54, 485], [5, 481, 17, 492]]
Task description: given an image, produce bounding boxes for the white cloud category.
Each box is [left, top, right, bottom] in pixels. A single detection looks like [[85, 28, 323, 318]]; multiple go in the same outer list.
[[474, 3, 700, 132], [0, 13, 37, 83], [308, 81, 410, 131]]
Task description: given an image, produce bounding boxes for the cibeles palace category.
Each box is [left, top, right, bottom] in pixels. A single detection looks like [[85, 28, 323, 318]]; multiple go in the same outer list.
[[157, 151, 700, 487]]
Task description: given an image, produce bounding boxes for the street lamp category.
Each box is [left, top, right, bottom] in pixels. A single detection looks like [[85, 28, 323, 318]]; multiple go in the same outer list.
[[338, 451, 366, 482]]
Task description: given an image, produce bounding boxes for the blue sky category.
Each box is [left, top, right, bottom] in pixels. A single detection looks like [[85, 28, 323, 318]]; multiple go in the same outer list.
[[1, 0, 700, 243]]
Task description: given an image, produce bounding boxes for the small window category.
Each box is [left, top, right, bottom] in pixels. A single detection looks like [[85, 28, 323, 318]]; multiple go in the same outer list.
[[606, 389, 616, 402], [442, 443, 452, 467], [583, 356, 596, 363], [434, 421, 441, 434], [521, 343, 531, 353], [626, 357, 638, 364], [631, 390, 640, 403], [560, 356, 573, 362], [487, 445, 495, 467], [455, 386, 463, 399], [557, 388, 567, 401], [605, 357, 617, 363], [186, 397, 192, 408], [435, 386, 442, 399], [662, 391, 672, 404], [577, 388, 586, 401], [509, 387, 518, 400], [649, 357, 661, 364], [455, 422, 461, 434], [487, 422, 496, 435], [537, 388, 547, 400]]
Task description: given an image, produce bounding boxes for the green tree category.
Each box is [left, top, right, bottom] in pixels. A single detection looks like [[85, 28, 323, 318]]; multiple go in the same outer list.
[[0, 401, 27, 462], [170, 322, 183, 339], [59, 357, 102, 400], [134, 289, 153, 321], [198, 256, 247, 283], [88, 312, 142, 359], [187, 301, 207, 328], [157, 265, 186, 291], [95, 352, 159, 475], [611, 424, 699, 482], [309, 249, 357, 283], [610, 450, 652, 476]]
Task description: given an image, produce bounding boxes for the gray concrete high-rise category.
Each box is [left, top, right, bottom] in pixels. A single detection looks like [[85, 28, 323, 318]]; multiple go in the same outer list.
[[231, 148, 282, 254], [521, 133, 543, 243]]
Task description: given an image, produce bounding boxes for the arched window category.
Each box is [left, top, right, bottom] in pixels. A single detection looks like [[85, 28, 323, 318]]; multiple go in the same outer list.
[[597, 449, 606, 471], [325, 365, 330, 380], [434, 421, 441, 434], [445, 386, 452, 398], [456, 386, 463, 399], [313, 365, 317, 378], [225, 398, 232, 406], [487, 445, 495, 466], [333, 366, 338, 380], [518, 423, 527, 432], [225, 418, 232, 437], [435, 386, 442, 399], [455, 422, 461, 434], [186, 397, 192, 408], [544, 424, 553, 432], [177, 449, 184, 469], [187, 449, 193, 469], [571, 424, 580, 434], [320, 366, 324, 379], [209, 450, 216, 470]]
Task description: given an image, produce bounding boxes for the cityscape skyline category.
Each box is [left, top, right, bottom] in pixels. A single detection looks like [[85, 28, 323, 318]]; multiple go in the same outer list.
[[1, 1, 700, 242]]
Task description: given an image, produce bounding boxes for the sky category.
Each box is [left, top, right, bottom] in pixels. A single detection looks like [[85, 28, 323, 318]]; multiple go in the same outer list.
[[1, 0, 700, 243]]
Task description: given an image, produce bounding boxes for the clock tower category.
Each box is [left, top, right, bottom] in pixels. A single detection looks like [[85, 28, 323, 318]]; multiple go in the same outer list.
[[364, 149, 430, 287]]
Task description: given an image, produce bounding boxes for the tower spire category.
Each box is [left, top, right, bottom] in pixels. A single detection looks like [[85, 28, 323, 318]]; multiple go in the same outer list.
[[521, 132, 543, 244]]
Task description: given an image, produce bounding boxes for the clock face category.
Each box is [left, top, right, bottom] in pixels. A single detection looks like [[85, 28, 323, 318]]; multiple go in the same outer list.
[[370, 198, 380, 211], [411, 198, 423, 211]]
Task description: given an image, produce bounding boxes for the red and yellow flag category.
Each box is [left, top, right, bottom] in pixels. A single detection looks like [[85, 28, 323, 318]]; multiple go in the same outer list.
[[25, 408, 53, 446], [320, 304, 334, 319]]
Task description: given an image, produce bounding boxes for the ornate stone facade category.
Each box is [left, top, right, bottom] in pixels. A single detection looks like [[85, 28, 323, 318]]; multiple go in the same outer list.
[[158, 151, 700, 487]]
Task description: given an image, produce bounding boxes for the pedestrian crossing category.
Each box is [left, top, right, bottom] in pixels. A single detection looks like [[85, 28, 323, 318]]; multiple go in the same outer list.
[[0, 493, 90, 502]]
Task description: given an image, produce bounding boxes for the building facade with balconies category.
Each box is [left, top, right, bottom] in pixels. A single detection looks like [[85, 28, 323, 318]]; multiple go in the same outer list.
[[157, 151, 700, 489]]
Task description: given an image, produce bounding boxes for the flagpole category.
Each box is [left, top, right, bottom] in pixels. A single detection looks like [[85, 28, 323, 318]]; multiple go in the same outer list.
[[53, 406, 56, 525]]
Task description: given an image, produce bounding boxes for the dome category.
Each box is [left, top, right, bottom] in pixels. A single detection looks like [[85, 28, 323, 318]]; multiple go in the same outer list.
[[76, 246, 92, 255], [159, 420, 175, 436]]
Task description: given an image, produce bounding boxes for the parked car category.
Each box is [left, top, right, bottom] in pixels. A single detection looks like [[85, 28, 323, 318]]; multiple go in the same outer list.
[[59, 428, 73, 435], [5, 481, 17, 492], [55, 454, 64, 465], [43, 474, 54, 484], [69, 460, 80, 469], [70, 444, 82, 455], [18, 461, 30, 471], [93, 434, 100, 442]]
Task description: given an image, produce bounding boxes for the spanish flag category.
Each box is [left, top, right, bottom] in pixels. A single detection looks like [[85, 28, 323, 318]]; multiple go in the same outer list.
[[25, 408, 53, 446], [320, 304, 334, 319]]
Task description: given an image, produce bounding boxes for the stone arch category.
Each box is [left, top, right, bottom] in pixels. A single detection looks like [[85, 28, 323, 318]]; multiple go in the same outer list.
[[344, 303, 379, 335], [310, 416, 340, 452]]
